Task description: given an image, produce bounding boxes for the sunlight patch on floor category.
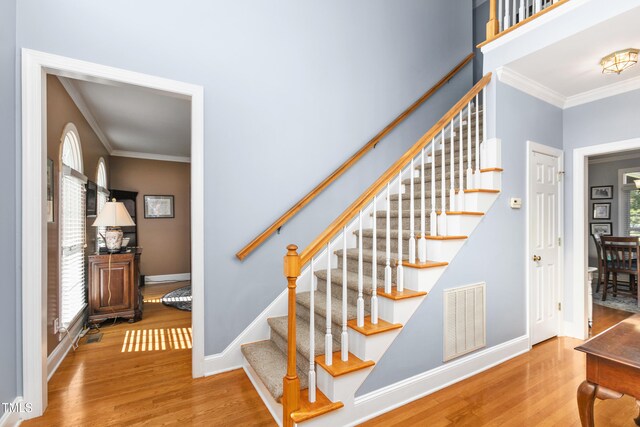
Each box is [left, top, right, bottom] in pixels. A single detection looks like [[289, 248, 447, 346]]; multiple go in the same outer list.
[[121, 327, 192, 352]]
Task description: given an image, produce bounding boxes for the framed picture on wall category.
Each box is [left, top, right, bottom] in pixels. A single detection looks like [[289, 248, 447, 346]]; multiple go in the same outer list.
[[86, 181, 97, 217], [590, 222, 612, 236], [47, 158, 54, 223], [144, 195, 174, 218], [590, 185, 613, 200], [592, 202, 611, 220]]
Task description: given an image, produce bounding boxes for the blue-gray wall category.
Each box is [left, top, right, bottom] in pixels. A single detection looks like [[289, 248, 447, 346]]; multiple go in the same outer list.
[[562, 89, 640, 321], [358, 81, 563, 394], [14, 1, 474, 359], [473, 1, 489, 83], [0, 0, 17, 415]]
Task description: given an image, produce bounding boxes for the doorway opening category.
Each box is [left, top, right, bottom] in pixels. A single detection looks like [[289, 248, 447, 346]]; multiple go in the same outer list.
[[21, 49, 204, 419]]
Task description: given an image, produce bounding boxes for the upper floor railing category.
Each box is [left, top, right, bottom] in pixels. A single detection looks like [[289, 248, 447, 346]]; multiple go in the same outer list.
[[482, 0, 571, 46], [236, 53, 474, 261]]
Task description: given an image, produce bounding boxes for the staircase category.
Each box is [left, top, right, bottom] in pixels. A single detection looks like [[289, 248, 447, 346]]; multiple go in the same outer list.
[[240, 74, 501, 426]]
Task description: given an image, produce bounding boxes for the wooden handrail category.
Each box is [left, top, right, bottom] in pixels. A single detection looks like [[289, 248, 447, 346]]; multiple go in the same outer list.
[[479, 0, 572, 48], [299, 73, 492, 265], [235, 53, 475, 261]]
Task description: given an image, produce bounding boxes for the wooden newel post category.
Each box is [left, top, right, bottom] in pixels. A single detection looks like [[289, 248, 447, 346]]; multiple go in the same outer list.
[[282, 244, 301, 427], [486, 0, 499, 41]]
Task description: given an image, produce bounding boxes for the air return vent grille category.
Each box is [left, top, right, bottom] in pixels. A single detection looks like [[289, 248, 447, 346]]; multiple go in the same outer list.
[[443, 282, 486, 362]]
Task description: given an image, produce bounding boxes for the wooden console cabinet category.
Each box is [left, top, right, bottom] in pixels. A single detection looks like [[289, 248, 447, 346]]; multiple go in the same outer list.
[[88, 250, 142, 324]]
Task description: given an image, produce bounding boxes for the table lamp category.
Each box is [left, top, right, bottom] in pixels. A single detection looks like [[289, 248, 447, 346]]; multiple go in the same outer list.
[[92, 198, 136, 253]]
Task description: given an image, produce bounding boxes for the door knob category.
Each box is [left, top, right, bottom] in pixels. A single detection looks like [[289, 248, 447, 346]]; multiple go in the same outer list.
[[532, 255, 541, 262]]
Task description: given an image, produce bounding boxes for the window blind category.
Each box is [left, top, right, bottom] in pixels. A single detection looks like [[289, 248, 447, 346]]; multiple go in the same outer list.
[[60, 169, 87, 327]]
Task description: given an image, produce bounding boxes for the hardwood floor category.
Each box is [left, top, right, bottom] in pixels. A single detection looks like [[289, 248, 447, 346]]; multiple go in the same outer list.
[[361, 305, 637, 427], [24, 282, 274, 427], [26, 295, 636, 426]]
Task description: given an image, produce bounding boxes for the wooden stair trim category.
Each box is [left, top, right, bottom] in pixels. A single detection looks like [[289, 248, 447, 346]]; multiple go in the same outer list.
[[347, 316, 402, 336], [436, 210, 484, 216], [377, 288, 427, 300], [235, 53, 475, 261], [290, 388, 344, 423], [315, 352, 375, 377], [402, 260, 448, 269], [421, 235, 467, 240], [464, 188, 500, 193], [480, 167, 503, 173]]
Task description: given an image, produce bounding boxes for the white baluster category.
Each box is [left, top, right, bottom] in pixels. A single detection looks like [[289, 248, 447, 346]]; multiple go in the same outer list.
[[483, 88, 487, 170], [475, 94, 481, 188], [504, 0, 511, 29], [458, 111, 465, 211], [499, 0, 504, 31], [535, 0, 542, 13], [409, 158, 416, 264], [357, 210, 364, 328], [309, 259, 316, 403], [518, 0, 525, 23], [325, 241, 333, 366], [397, 171, 404, 292], [418, 148, 427, 263], [430, 139, 437, 237], [384, 183, 392, 293], [439, 130, 447, 236], [467, 103, 473, 190], [449, 121, 455, 212], [341, 227, 348, 361], [371, 196, 378, 325]]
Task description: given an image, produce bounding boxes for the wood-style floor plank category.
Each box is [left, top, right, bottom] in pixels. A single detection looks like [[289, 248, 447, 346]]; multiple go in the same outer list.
[[24, 290, 638, 426], [23, 282, 275, 427]]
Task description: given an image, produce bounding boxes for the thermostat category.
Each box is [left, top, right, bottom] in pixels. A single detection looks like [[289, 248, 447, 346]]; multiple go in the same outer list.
[[510, 198, 522, 209]]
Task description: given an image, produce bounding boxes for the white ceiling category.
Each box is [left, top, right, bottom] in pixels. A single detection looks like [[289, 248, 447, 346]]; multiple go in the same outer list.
[[59, 77, 191, 161], [507, 5, 640, 98]]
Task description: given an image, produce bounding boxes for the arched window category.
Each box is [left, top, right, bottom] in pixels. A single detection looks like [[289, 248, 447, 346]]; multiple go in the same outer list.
[[95, 158, 108, 250], [59, 123, 87, 327]]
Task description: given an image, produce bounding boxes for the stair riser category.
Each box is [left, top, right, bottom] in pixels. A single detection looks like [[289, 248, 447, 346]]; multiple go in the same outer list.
[[316, 278, 375, 314], [297, 301, 346, 340], [337, 255, 397, 284], [376, 216, 431, 232], [361, 235, 411, 255], [270, 328, 311, 374], [403, 169, 476, 187]]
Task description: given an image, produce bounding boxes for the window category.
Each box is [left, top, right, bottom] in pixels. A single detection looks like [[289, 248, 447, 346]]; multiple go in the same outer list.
[[96, 158, 108, 250], [60, 124, 87, 327], [619, 168, 640, 237]]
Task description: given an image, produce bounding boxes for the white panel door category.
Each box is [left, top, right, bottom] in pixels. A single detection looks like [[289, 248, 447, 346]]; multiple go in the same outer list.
[[529, 148, 562, 345]]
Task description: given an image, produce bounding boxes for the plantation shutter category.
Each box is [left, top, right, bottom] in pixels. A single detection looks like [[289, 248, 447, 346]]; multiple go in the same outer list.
[[60, 165, 87, 327]]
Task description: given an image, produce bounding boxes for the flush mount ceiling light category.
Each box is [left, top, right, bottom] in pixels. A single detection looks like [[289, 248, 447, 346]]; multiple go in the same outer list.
[[600, 48, 639, 74]]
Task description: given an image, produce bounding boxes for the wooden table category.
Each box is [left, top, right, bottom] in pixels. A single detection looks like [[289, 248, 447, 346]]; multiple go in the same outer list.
[[575, 314, 640, 426]]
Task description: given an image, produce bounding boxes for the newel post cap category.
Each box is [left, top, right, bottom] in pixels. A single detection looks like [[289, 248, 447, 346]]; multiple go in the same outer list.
[[284, 244, 300, 278]]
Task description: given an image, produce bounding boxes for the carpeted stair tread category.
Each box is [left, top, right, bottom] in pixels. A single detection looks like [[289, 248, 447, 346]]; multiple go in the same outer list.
[[297, 291, 361, 323], [356, 228, 413, 240], [335, 247, 401, 266], [241, 340, 308, 402], [315, 268, 382, 295], [268, 316, 339, 362]]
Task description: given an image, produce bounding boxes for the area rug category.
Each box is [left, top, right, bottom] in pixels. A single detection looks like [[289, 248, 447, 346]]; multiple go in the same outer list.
[[593, 287, 640, 314], [162, 285, 192, 312]]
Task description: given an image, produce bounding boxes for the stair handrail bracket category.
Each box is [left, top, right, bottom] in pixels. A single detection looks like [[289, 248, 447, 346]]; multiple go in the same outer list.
[[281, 73, 492, 423], [236, 53, 474, 261]]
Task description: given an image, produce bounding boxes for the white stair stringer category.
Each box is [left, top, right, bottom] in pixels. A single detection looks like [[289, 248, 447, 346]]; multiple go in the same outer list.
[[239, 138, 502, 426]]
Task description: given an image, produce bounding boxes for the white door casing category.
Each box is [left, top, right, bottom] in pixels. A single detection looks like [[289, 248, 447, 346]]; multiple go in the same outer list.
[[527, 141, 563, 346]]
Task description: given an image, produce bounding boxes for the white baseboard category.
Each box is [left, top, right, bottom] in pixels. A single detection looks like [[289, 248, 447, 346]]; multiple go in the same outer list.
[[0, 397, 24, 427], [202, 287, 288, 376], [47, 316, 84, 381], [349, 335, 530, 426], [145, 273, 191, 284]]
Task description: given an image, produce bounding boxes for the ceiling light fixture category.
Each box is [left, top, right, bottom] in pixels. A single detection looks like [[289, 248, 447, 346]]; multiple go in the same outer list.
[[600, 48, 639, 74]]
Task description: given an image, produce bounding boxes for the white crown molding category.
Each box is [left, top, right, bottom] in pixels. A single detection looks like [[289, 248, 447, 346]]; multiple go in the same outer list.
[[588, 150, 640, 165], [57, 76, 114, 154], [564, 74, 640, 109], [496, 66, 565, 108], [110, 150, 191, 163]]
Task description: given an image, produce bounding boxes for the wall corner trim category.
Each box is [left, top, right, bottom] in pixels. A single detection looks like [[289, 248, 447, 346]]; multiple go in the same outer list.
[[0, 396, 24, 427], [350, 335, 529, 426], [46, 315, 85, 381]]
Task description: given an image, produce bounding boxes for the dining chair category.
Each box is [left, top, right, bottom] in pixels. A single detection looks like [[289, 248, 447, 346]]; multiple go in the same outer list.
[[600, 236, 639, 301], [591, 233, 605, 293]]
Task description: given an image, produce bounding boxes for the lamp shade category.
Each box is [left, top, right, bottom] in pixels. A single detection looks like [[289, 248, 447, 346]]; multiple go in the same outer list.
[[92, 200, 135, 227]]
